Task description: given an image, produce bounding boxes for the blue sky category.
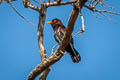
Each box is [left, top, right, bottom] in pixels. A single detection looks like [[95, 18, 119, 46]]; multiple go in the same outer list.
[[0, 0, 120, 80]]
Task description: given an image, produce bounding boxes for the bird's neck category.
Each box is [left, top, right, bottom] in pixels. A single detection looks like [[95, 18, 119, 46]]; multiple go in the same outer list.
[[54, 26, 60, 33], [52, 24, 60, 31]]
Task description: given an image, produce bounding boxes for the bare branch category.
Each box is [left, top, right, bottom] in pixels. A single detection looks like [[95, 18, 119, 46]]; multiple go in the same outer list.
[[72, 30, 83, 38], [92, 0, 100, 8], [84, 5, 120, 16], [99, 0, 104, 7], [22, 0, 41, 11], [27, 51, 64, 80], [39, 68, 50, 80], [37, 5, 51, 80], [89, 0, 96, 7], [8, 2, 37, 26], [94, 9, 120, 16], [40, 0, 42, 5], [44, 1, 76, 8], [37, 7, 46, 62], [100, 12, 114, 23], [104, 4, 115, 10]]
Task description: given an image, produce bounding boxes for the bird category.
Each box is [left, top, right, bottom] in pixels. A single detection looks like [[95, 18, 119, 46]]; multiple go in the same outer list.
[[47, 18, 81, 63]]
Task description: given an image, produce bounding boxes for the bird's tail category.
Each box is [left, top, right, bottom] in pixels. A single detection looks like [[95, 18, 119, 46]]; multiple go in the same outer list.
[[67, 43, 81, 63]]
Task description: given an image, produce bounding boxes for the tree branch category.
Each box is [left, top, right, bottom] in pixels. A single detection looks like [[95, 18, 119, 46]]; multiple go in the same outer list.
[[22, 0, 41, 11], [44, 1, 76, 8], [80, 12, 85, 32], [8, 2, 37, 26], [84, 5, 120, 16], [37, 5, 50, 80], [37, 7, 46, 62]]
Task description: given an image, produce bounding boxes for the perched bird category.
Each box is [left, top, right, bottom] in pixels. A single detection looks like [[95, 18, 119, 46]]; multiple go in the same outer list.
[[47, 18, 81, 63]]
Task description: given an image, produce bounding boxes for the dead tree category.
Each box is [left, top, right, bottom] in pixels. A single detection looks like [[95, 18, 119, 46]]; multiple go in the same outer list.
[[1, 0, 120, 80]]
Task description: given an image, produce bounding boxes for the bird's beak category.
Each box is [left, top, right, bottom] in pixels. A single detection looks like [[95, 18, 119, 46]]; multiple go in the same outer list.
[[47, 21, 53, 24]]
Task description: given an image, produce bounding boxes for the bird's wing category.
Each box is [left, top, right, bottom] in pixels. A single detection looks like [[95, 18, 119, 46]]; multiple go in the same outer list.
[[60, 26, 74, 44], [54, 25, 74, 44], [54, 27, 65, 44], [60, 26, 65, 35]]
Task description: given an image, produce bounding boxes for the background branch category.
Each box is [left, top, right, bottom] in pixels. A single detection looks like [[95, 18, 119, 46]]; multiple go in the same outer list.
[[22, 0, 41, 11], [44, 1, 76, 8], [37, 5, 50, 80], [84, 5, 120, 16], [37, 8, 46, 62]]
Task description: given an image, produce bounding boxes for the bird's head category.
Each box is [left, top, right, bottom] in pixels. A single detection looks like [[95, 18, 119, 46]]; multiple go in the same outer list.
[[47, 18, 63, 29]]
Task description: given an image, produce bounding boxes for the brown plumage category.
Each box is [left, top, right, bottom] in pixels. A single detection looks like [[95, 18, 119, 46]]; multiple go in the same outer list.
[[47, 18, 81, 63]]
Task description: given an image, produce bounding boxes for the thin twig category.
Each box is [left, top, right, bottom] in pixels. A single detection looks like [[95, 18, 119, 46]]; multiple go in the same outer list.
[[104, 4, 115, 10], [89, 0, 96, 7], [92, 0, 100, 8], [84, 5, 120, 16], [99, 0, 104, 7], [94, 9, 120, 16], [23, 0, 41, 11], [100, 12, 115, 23], [40, 0, 42, 5], [9, 2, 37, 26], [72, 30, 83, 38]]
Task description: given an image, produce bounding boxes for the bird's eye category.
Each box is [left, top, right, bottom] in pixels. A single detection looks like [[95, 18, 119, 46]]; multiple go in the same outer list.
[[54, 20, 57, 23]]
